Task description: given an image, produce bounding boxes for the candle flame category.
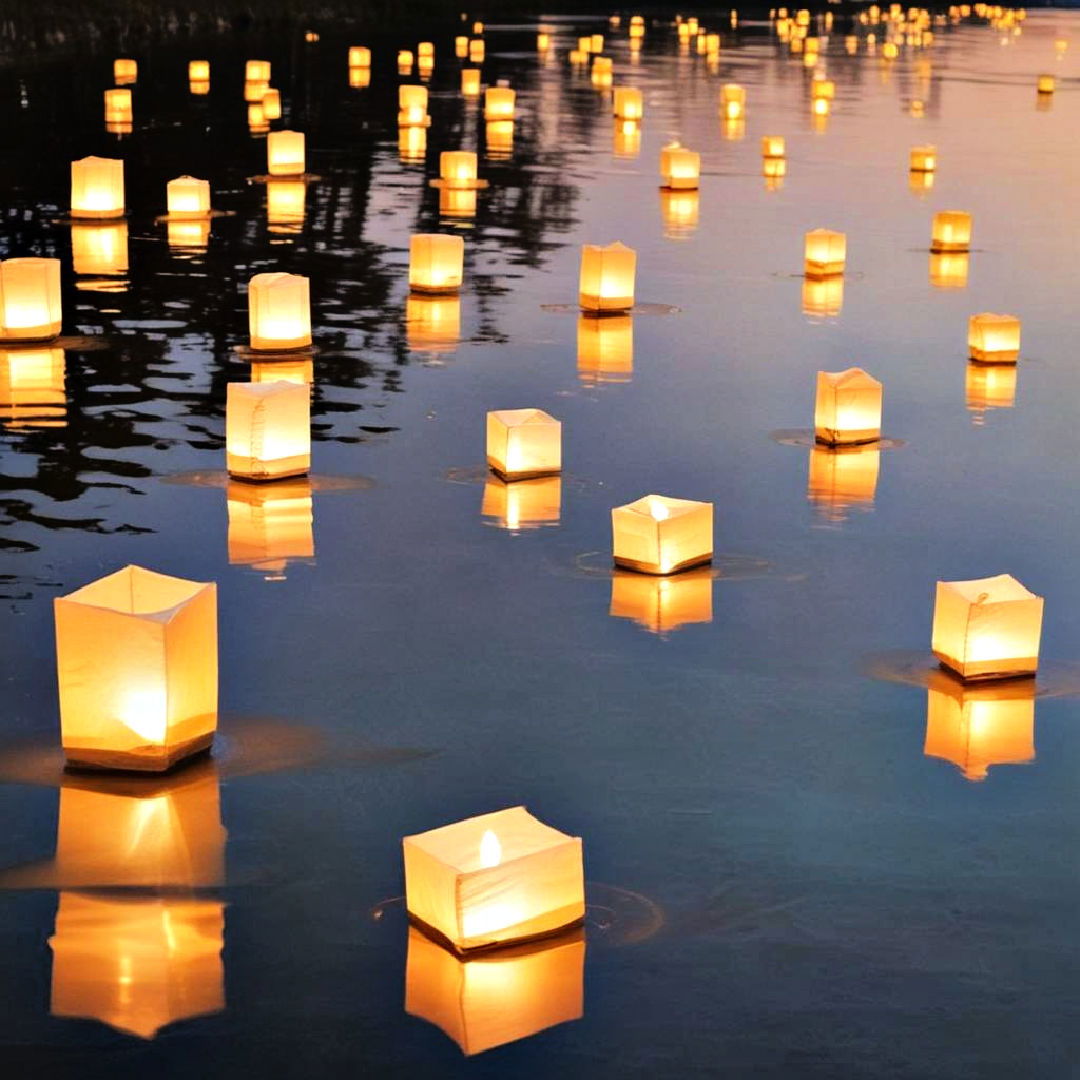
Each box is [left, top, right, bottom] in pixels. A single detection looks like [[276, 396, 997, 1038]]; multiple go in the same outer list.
[[479, 829, 501, 868], [649, 499, 670, 521]]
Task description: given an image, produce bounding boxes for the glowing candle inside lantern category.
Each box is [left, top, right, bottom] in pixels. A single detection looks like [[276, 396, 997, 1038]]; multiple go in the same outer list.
[[227, 380, 311, 481], [537, 32, 551, 50], [910, 145, 936, 171], [486, 408, 562, 481], [399, 84, 430, 127], [461, 68, 481, 96], [166, 176, 211, 219], [0, 258, 63, 342], [113, 58, 137, 84], [248, 272, 311, 351], [611, 494, 713, 575], [761, 135, 786, 158], [248, 102, 269, 134], [349, 46, 371, 67], [579, 242, 636, 313], [267, 130, 305, 176], [804, 229, 847, 277], [968, 313, 1021, 364], [71, 157, 125, 219], [440, 151, 479, 189], [189, 60, 210, 82], [262, 88, 281, 120], [720, 84, 746, 119], [409, 234, 465, 294], [246, 60, 271, 82], [612, 87, 643, 120], [814, 368, 883, 445], [484, 86, 515, 121], [480, 830, 501, 868], [591, 56, 613, 87], [931, 210, 972, 253], [658, 142, 700, 190]]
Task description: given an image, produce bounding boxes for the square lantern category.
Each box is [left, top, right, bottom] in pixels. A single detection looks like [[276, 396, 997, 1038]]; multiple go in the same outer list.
[[931, 210, 972, 253], [0, 346, 66, 428], [1037, 74, 1055, 94], [440, 151, 479, 189], [761, 135, 786, 158], [611, 494, 713, 575], [190, 77, 210, 96], [968, 313, 1021, 364], [461, 68, 481, 96], [104, 89, 133, 124], [245, 59, 271, 82], [577, 314, 632, 384], [484, 86, 516, 121], [613, 87, 643, 120], [267, 130, 305, 176], [659, 142, 700, 190], [455, 35, 469, 58], [966, 361, 1017, 415], [262, 89, 281, 121], [804, 228, 847, 277], [54, 566, 218, 772], [418, 41, 435, 59], [609, 568, 713, 635], [398, 49, 414, 72], [591, 56, 613, 88], [71, 157, 125, 219], [227, 478, 314, 577], [403, 806, 585, 952], [720, 83, 746, 119], [807, 444, 880, 521], [814, 368, 882, 446], [579, 242, 636, 313], [406, 926, 584, 1056], [469, 39, 486, 63], [910, 145, 936, 172], [409, 234, 465, 294], [349, 46, 371, 67], [481, 475, 561, 530], [113, 58, 137, 84], [932, 574, 1044, 681], [0, 258, 63, 342], [349, 66, 371, 89], [188, 60, 210, 81], [166, 176, 211, 219], [227, 381, 310, 481], [244, 78, 269, 103], [486, 408, 562, 481], [248, 272, 311, 351], [399, 84, 430, 127]]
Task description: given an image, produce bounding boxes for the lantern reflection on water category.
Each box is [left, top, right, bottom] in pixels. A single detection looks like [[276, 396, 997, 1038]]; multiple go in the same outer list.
[[246, 59, 271, 81], [71, 222, 129, 282], [801, 274, 844, 317], [486, 409, 561, 482], [227, 478, 314, 578], [54, 566, 218, 773], [71, 157, 125, 219], [807, 444, 879, 522], [481, 475, 562, 530], [348, 46, 371, 68], [577, 314, 632, 384], [403, 807, 585, 952], [613, 119, 641, 158], [612, 87, 643, 120], [612, 495, 713, 575], [349, 66, 371, 89], [610, 568, 713, 635], [406, 926, 584, 1056], [968, 313, 1020, 363], [659, 189, 699, 238], [399, 85, 430, 127], [114, 58, 137, 84], [250, 357, 313, 385], [406, 293, 461, 353], [400, 125, 428, 163], [266, 179, 307, 233], [814, 368, 882, 446], [929, 251, 968, 289], [439, 187, 478, 218], [0, 258, 62, 342], [227, 381, 311, 481], [966, 360, 1017, 418], [461, 68, 481, 96], [0, 346, 65, 428]]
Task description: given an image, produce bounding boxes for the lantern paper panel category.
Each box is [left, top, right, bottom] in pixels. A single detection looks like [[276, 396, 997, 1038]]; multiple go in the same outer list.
[[246, 59, 271, 81], [579, 242, 636, 313], [481, 476, 561, 530], [577, 314, 633, 384], [0, 346, 66, 428], [267, 131, 305, 176], [966, 361, 1017, 416], [455, 35, 469, 58], [611, 495, 713, 575], [659, 143, 700, 190], [189, 60, 210, 81], [924, 671, 1035, 781], [54, 566, 218, 772], [931, 574, 1043, 681], [461, 69, 481, 96], [245, 78, 270, 103], [166, 176, 211, 219], [226, 381, 311, 481], [349, 66, 371, 89], [814, 368, 883, 446], [484, 87, 515, 121], [931, 210, 972, 253], [227, 478, 314, 577], [104, 89, 133, 123], [114, 58, 138, 84], [0, 258, 62, 342], [486, 408, 562, 482], [403, 806, 585, 952], [720, 83, 746, 118], [469, 39, 485, 63], [405, 927, 584, 1056], [248, 102, 269, 134], [804, 229, 847, 277], [968, 313, 1020, 364], [440, 151, 479, 189], [399, 85, 430, 126], [49, 892, 224, 1040], [910, 145, 936, 171], [761, 135, 786, 158], [406, 293, 461, 354], [71, 157, 125, 219], [349, 46, 371, 67], [659, 190, 699, 239], [613, 87, 643, 120], [262, 89, 282, 121], [807, 445, 880, 522], [609, 568, 713, 635], [248, 272, 311, 351], [409, 234, 465, 294]]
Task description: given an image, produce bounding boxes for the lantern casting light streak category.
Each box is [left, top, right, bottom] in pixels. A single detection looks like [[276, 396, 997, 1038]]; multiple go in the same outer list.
[[486, 409, 562, 482], [610, 568, 713, 635], [659, 142, 700, 189], [611, 495, 713, 575], [481, 475, 561, 530], [814, 368, 882, 446]]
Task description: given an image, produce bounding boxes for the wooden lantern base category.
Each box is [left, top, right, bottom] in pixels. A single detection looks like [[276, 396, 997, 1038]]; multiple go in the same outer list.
[[64, 732, 214, 774], [487, 462, 560, 483], [613, 554, 713, 576], [935, 657, 1038, 683]]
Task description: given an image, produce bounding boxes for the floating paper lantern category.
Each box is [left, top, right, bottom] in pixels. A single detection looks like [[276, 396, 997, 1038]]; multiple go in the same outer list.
[[804, 229, 847, 277], [461, 68, 481, 96], [348, 46, 371, 67], [439, 151, 480, 189], [455, 36, 469, 58], [591, 33, 604, 51], [398, 50, 414, 73], [403, 806, 585, 952], [113, 58, 137, 84], [246, 59, 271, 82], [883, 41, 899, 59], [910, 144, 936, 171], [406, 926, 583, 1056], [720, 83, 746, 119], [966, 360, 1016, 416], [406, 293, 461, 352], [439, 187, 478, 218], [968, 313, 1021, 364], [811, 76, 835, 100], [71, 222, 129, 279], [801, 274, 844, 317], [481, 475, 561, 530], [612, 495, 713, 575], [349, 66, 371, 89], [486, 409, 562, 482], [188, 60, 210, 82], [49, 893, 224, 1039], [814, 368, 882, 446], [577, 314, 633, 384], [932, 574, 1043, 681], [409, 234, 465, 294], [484, 86, 515, 121], [811, 97, 830, 119], [578, 35, 593, 54], [469, 39, 485, 63], [929, 251, 968, 289], [418, 56, 434, 79], [227, 478, 314, 577], [0, 346, 65, 428], [399, 84, 430, 127], [247, 101, 269, 133], [400, 126, 428, 163], [924, 670, 1035, 781], [104, 88, 132, 125], [266, 179, 307, 231], [761, 135, 786, 158], [705, 32, 721, 54], [248, 272, 311, 351], [0, 258, 62, 342], [610, 568, 712, 634], [579, 242, 636, 313], [591, 56, 613, 88], [659, 189, 698, 238], [166, 176, 211, 219], [807, 444, 879, 521], [71, 156, 124, 219], [250, 357, 313, 385], [613, 87, 643, 120], [931, 210, 972, 253], [418, 41, 434, 59], [267, 130, 305, 176], [227, 381, 310, 481], [54, 566, 218, 772], [262, 88, 281, 120], [659, 142, 700, 190], [1037, 74, 1054, 93], [474, 20, 485, 34], [537, 32, 551, 50]]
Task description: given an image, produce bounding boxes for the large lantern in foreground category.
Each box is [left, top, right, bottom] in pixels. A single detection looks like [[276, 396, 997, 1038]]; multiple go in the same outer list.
[[659, 142, 700, 190], [931, 210, 972, 253], [409, 234, 465, 294], [248, 272, 311, 351], [267, 130, 305, 176], [931, 574, 1043, 681], [71, 157, 125, 219], [0, 258, 62, 342], [804, 228, 847, 277], [579, 242, 636, 313], [967, 313, 1020, 364], [403, 806, 585, 952], [486, 408, 562, 481], [54, 565, 218, 772], [611, 494, 713, 575], [166, 176, 211, 219], [226, 381, 311, 481], [814, 368, 882, 446]]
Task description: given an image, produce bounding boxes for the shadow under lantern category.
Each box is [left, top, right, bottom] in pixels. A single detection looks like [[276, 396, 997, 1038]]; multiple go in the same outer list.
[[612, 495, 713, 575]]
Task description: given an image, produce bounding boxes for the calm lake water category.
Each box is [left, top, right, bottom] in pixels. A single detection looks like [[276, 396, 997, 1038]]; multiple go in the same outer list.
[[2, 9, 1080, 1077]]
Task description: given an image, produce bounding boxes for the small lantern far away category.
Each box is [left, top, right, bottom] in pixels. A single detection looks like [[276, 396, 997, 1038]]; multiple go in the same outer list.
[[613, 87, 643, 120], [104, 88, 132, 131], [113, 58, 137, 84], [610, 568, 713, 635], [910, 145, 936, 172], [720, 83, 746, 119], [189, 60, 210, 93], [537, 32, 551, 51], [484, 86, 515, 121], [659, 142, 699, 190], [931, 210, 972, 253], [0, 258, 63, 343], [399, 84, 430, 127], [455, 35, 469, 58], [968, 313, 1020, 364], [577, 313, 632, 384], [267, 130, 305, 176], [227, 478, 314, 578], [814, 368, 882, 446], [0, 346, 65, 428], [931, 574, 1043, 682], [262, 88, 282, 121], [807, 444, 879, 522], [761, 135, 786, 158], [246, 59, 270, 81], [461, 68, 481, 96], [409, 234, 465, 294], [804, 228, 846, 277], [486, 409, 562, 482], [1037, 74, 1055, 94], [579, 242, 636, 313], [71, 157, 125, 219], [405, 925, 584, 1056], [439, 151, 481, 189], [611, 495, 713, 575], [227, 381, 311, 481], [403, 806, 585, 952], [924, 670, 1035, 781], [54, 566, 218, 772], [469, 39, 485, 63], [349, 46, 371, 68], [481, 475, 561, 530], [248, 272, 311, 351], [166, 176, 211, 219]]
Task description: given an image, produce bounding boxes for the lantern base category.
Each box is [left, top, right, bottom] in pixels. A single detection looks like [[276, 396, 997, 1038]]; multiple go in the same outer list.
[[63, 732, 215, 774], [804, 265, 846, 279], [0, 329, 62, 346], [487, 462, 561, 483], [227, 464, 311, 483], [579, 297, 634, 314], [968, 350, 1019, 365], [232, 344, 318, 361], [66, 211, 126, 222], [407, 912, 586, 957], [409, 284, 462, 296], [930, 243, 970, 254], [614, 554, 713, 576], [936, 657, 1039, 683], [429, 179, 490, 191], [815, 431, 881, 448]]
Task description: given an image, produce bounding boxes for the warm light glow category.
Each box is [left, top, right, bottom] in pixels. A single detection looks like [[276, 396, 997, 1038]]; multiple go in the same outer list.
[[227, 478, 314, 576], [612, 119, 641, 159], [461, 68, 481, 96], [439, 187, 478, 218], [812, 97, 830, 117], [399, 84, 430, 127], [246, 59, 271, 82], [801, 274, 844, 317], [469, 39, 485, 63], [481, 475, 561, 530], [248, 102, 269, 134], [804, 229, 847, 277], [720, 84, 746, 119], [486, 408, 562, 481], [968, 313, 1021, 363], [807, 444, 879, 522], [349, 66, 371, 89], [113, 58, 137, 84], [266, 179, 307, 232], [348, 46, 371, 67], [262, 88, 281, 120], [71, 156, 125, 219], [406, 294, 461, 353], [226, 380, 311, 481], [814, 368, 883, 446], [579, 242, 636, 313], [611, 495, 713, 575], [1037, 73, 1054, 93], [484, 86, 515, 121], [409, 234, 465, 294], [0, 258, 62, 342], [267, 130, 305, 176], [591, 56, 613, 88], [0, 346, 66, 428], [71, 222, 129, 279], [418, 41, 434, 59], [966, 360, 1017, 416], [455, 35, 469, 58], [659, 142, 700, 190], [480, 830, 501, 868], [190, 78, 210, 95], [761, 135, 786, 158], [244, 78, 269, 103], [610, 568, 713, 635], [929, 251, 969, 289], [659, 189, 699, 238], [537, 32, 551, 50], [811, 76, 835, 100], [104, 88, 132, 125], [577, 314, 632, 384], [613, 87, 643, 120], [931, 210, 972, 253], [248, 272, 311, 351], [440, 151, 479, 189], [400, 125, 428, 164], [910, 145, 936, 172], [166, 176, 211, 219]]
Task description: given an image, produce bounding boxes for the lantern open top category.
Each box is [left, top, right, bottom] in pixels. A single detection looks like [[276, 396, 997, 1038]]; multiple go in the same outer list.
[[941, 573, 1036, 606], [62, 565, 212, 623], [624, 494, 705, 522]]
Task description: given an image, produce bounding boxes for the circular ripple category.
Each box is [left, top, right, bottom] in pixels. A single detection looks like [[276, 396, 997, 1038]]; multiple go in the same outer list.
[[540, 302, 681, 316], [770, 429, 906, 451], [163, 470, 375, 492]]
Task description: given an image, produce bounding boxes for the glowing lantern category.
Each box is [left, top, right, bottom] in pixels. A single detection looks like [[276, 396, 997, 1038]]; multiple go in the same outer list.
[[267, 130, 305, 176], [484, 86, 515, 121], [248, 102, 269, 134], [418, 56, 434, 79], [406, 926, 583, 1055], [883, 41, 899, 58], [801, 274, 844, 317], [406, 293, 461, 353], [188, 60, 210, 83], [924, 671, 1034, 781], [418, 41, 434, 59], [591, 56, 613, 88], [245, 78, 269, 102], [104, 88, 132, 124], [166, 176, 210, 219], [71, 156, 124, 219], [439, 151, 480, 189], [659, 143, 700, 190], [49, 893, 224, 1039], [720, 83, 746, 119], [349, 66, 371, 89], [54, 566, 217, 772], [266, 179, 307, 232], [0, 346, 65, 428], [399, 85, 430, 127], [227, 478, 314, 577], [814, 368, 882, 446], [579, 242, 636, 313], [113, 58, 137, 84], [469, 39, 485, 63], [612, 495, 713, 575], [763, 157, 787, 187], [439, 187, 478, 218], [461, 68, 481, 96], [659, 189, 699, 238], [262, 88, 281, 120], [705, 32, 721, 54], [400, 126, 428, 163], [486, 409, 561, 481], [966, 361, 1016, 415], [610, 568, 712, 634], [190, 78, 210, 95], [568, 48, 588, 65], [403, 806, 585, 952], [910, 144, 936, 171], [591, 33, 604, 51], [455, 36, 469, 58], [968, 313, 1020, 363], [932, 574, 1043, 681], [929, 251, 968, 289], [481, 475, 561, 530], [845, 34, 859, 52], [613, 87, 643, 120], [227, 381, 310, 481], [807, 444, 879, 521], [304, 30, 320, 43], [71, 222, 129, 279], [538, 32, 551, 50], [578, 35, 593, 54], [248, 272, 311, 352], [931, 210, 972, 253], [349, 46, 371, 67], [761, 135, 786, 158], [246, 59, 271, 81], [398, 49, 414, 72], [474, 20, 485, 34], [1037, 74, 1054, 93], [409, 234, 465, 294], [0, 258, 62, 342], [577, 314, 632, 384], [804, 229, 847, 277], [811, 76, 835, 100]]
